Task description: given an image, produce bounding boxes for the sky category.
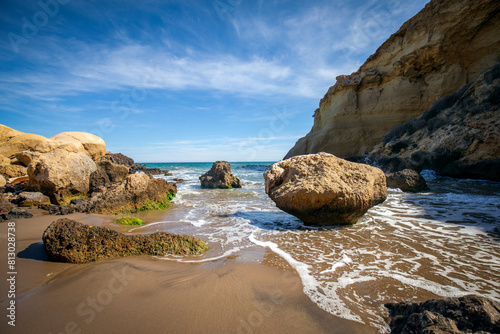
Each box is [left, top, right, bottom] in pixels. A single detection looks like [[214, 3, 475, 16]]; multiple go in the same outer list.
[[0, 0, 429, 162]]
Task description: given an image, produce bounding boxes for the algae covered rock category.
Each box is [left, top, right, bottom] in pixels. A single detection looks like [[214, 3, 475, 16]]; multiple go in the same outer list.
[[199, 161, 241, 189], [87, 173, 177, 214], [264, 152, 387, 225], [43, 218, 209, 263]]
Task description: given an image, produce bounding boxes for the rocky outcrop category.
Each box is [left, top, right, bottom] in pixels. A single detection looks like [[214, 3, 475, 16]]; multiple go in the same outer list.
[[87, 173, 177, 214], [370, 62, 500, 181], [385, 295, 500, 334], [27, 148, 97, 204], [200, 161, 242, 189], [264, 153, 387, 225], [17, 192, 51, 206], [42, 219, 209, 264], [386, 169, 429, 192], [286, 0, 500, 160]]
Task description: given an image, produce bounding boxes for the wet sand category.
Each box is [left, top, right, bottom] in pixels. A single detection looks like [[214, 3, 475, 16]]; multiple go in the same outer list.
[[0, 211, 376, 333]]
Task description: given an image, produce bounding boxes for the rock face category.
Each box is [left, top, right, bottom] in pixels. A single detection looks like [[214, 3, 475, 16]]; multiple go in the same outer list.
[[27, 149, 97, 204], [199, 161, 242, 189], [286, 0, 500, 160], [386, 169, 429, 193], [17, 192, 51, 206], [264, 153, 387, 225], [87, 173, 177, 214], [385, 295, 500, 334], [42, 219, 209, 264], [370, 62, 500, 181]]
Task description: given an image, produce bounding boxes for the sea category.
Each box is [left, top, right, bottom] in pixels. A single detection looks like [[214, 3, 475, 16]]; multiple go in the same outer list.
[[129, 162, 500, 332]]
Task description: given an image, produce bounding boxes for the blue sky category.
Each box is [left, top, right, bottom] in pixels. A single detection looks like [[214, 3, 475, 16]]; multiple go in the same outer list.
[[0, 0, 428, 162]]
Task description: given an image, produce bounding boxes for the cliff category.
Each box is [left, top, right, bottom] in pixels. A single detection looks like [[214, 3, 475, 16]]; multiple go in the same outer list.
[[371, 61, 500, 181], [285, 0, 500, 159]]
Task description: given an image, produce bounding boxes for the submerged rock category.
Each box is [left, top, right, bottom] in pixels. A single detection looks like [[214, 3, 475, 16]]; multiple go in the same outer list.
[[385, 169, 429, 192], [264, 152, 387, 225], [87, 173, 176, 214], [199, 161, 241, 189], [42, 218, 209, 263], [385, 295, 500, 334]]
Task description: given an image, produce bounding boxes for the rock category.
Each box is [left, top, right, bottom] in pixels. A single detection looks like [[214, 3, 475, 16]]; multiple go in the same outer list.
[[87, 173, 177, 214], [99, 161, 129, 182], [386, 169, 429, 192], [0, 175, 5, 187], [50, 132, 106, 161], [0, 130, 49, 158], [27, 148, 97, 204], [199, 161, 242, 189], [286, 0, 500, 160], [0, 164, 27, 178], [42, 218, 209, 263], [264, 152, 387, 225], [0, 194, 14, 213], [1, 208, 33, 220], [173, 178, 185, 183], [89, 165, 110, 192], [385, 295, 500, 334], [18, 191, 51, 206], [370, 62, 500, 181], [99, 152, 135, 168]]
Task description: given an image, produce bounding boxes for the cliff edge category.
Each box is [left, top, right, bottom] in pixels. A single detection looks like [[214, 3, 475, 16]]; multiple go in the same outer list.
[[285, 0, 500, 159]]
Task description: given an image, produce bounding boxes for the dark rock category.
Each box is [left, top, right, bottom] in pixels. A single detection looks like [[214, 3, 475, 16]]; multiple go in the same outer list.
[[199, 161, 241, 189], [100, 153, 135, 168], [385, 295, 500, 334], [173, 178, 185, 183], [1, 208, 33, 220], [42, 218, 209, 263], [87, 173, 177, 214], [98, 160, 129, 182], [385, 169, 429, 192], [0, 193, 14, 213], [17, 191, 51, 206]]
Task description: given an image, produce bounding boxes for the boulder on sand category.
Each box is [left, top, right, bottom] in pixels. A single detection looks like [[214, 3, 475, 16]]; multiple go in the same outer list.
[[27, 148, 97, 204], [199, 161, 242, 189], [264, 152, 387, 225], [385, 295, 500, 334], [42, 218, 209, 263], [0, 194, 14, 213], [18, 192, 51, 207], [87, 173, 177, 214]]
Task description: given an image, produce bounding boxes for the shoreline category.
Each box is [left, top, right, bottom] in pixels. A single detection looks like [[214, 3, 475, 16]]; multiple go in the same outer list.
[[0, 211, 377, 333]]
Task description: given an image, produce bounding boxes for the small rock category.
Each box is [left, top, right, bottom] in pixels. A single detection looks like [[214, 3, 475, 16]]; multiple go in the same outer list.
[[385, 295, 500, 334], [18, 191, 51, 207], [0, 174, 6, 187], [43, 218, 209, 263], [1, 208, 33, 220], [385, 169, 429, 192], [173, 178, 185, 183], [199, 161, 241, 189], [0, 193, 15, 213]]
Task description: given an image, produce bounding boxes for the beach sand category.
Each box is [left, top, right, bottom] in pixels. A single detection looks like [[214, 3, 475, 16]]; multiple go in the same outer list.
[[0, 211, 376, 333]]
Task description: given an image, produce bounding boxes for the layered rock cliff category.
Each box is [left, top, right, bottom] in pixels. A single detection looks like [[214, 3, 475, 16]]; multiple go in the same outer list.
[[285, 0, 500, 159]]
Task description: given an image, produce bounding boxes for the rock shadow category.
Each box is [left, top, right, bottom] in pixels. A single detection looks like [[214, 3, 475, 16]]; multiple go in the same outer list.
[[17, 242, 50, 262]]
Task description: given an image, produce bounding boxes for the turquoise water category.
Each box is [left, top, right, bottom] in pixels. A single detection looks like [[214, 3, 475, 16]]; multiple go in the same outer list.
[[130, 163, 500, 332]]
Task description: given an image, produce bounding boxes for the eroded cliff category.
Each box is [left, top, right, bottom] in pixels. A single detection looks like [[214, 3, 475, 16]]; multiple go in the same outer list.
[[285, 0, 500, 159]]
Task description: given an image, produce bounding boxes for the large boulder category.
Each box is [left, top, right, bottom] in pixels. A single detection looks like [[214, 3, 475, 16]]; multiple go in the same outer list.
[[87, 173, 177, 214], [27, 148, 97, 204], [199, 161, 242, 189], [385, 295, 500, 334], [385, 169, 429, 192], [50, 132, 106, 161], [42, 219, 209, 264], [264, 152, 387, 225]]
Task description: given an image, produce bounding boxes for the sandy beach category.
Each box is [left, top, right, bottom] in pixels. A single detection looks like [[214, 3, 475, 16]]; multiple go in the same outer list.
[[0, 211, 376, 334]]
